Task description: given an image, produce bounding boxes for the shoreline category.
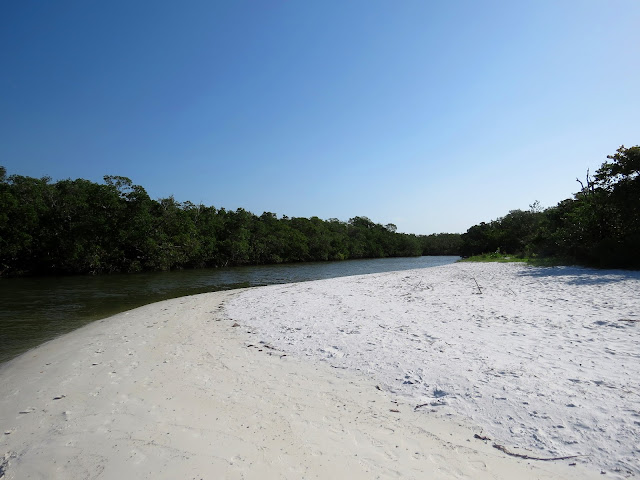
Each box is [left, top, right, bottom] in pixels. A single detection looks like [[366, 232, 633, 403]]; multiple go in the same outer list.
[[0, 255, 459, 365], [0, 283, 601, 479]]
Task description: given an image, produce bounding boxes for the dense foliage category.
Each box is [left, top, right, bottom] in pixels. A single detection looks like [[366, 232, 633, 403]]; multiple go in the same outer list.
[[3, 145, 634, 275], [0, 170, 461, 276], [461, 145, 640, 269]]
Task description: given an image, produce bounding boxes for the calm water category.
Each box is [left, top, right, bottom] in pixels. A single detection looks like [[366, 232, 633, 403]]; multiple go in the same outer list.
[[0, 256, 459, 364]]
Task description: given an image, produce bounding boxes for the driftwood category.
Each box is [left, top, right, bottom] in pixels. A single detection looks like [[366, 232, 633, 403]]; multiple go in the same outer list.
[[473, 435, 584, 462], [492, 443, 583, 461]]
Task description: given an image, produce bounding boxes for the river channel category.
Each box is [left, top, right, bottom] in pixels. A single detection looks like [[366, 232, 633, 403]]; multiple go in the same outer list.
[[0, 256, 459, 364]]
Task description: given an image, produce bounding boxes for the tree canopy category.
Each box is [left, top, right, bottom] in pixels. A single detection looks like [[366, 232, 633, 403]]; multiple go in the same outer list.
[[460, 145, 640, 269], [0, 172, 460, 276], [2, 145, 636, 276]]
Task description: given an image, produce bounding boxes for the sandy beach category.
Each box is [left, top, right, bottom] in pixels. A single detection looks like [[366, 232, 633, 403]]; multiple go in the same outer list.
[[1, 263, 635, 479], [227, 262, 640, 477]]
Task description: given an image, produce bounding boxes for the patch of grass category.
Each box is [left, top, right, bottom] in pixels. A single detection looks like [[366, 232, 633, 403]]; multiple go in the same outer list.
[[458, 253, 528, 263], [458, 253, 574, 267]]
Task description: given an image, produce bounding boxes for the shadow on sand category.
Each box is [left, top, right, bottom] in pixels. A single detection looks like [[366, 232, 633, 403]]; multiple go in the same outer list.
[[515, 265, 640, 286]]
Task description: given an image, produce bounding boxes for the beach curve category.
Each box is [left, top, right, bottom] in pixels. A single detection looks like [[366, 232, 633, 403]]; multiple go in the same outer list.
[[0, 263, 621, 479]]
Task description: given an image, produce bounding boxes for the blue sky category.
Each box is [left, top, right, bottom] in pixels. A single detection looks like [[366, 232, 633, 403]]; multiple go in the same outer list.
[[1, 1, 639, 234]]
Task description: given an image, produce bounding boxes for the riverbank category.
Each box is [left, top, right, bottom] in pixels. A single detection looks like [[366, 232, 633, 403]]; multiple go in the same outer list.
[[0, 277, 602, 479], [0, 255, 459, 364]]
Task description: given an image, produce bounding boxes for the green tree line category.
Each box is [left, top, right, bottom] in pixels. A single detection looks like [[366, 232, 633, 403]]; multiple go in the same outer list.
[[4, 145, 633, 275], [460, 145, 640, 269], [0, 169, 461, 276]]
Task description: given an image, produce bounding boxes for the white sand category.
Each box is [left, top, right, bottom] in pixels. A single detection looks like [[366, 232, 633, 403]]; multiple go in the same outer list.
[[0, 271, 603, 479], [226, 262, 640, 478]]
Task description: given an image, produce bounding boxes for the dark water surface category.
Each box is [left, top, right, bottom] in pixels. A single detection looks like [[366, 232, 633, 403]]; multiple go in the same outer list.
[[0, 256, 458, 364]]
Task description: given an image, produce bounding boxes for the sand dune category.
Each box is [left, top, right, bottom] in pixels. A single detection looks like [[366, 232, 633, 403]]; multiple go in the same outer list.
[[0, 263, 627, 478]]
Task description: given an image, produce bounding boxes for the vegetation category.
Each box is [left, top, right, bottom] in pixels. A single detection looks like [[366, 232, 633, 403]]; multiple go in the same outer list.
[[460, 145, 640, 269], [458, 253, 572, 267], [0, 169, 461, 277], [459, 253, 529, 264], [2, 145, 636, 276]]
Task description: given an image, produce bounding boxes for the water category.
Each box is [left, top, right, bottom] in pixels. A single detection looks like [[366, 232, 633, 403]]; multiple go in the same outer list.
[[0, 256, 458, 364]]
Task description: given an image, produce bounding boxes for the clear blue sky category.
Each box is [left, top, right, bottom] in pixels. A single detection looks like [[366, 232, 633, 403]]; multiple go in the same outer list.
[[1, 1, 639, 234]]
